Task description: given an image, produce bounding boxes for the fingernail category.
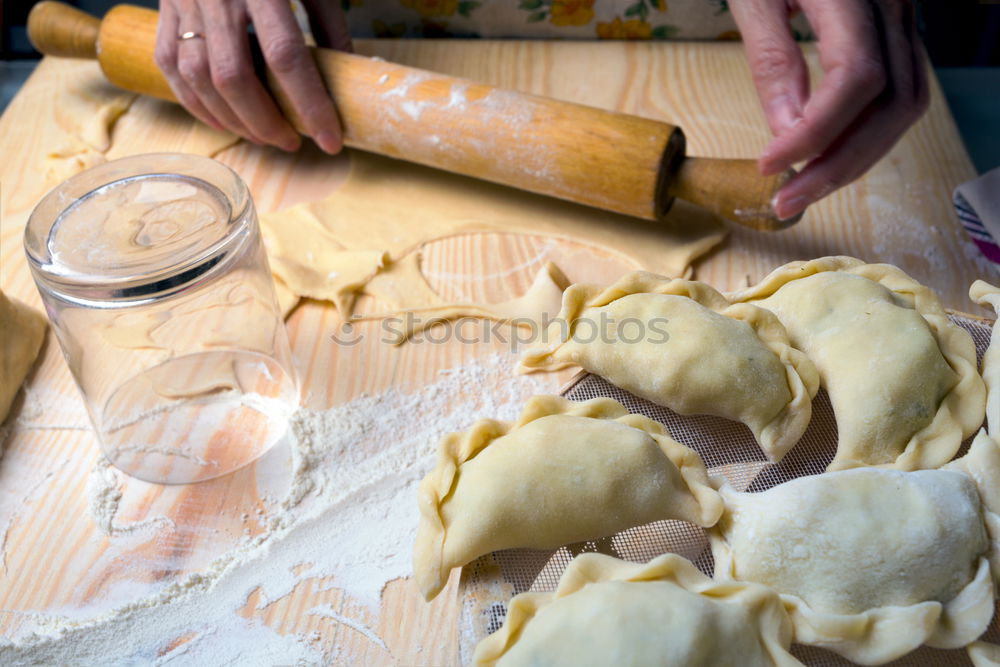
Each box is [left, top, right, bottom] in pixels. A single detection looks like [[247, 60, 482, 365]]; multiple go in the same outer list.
[[280, 134, 302, 152], [315, 130, 342, 155], [773, 194, 807, 220], [768, 94, 802, 135]]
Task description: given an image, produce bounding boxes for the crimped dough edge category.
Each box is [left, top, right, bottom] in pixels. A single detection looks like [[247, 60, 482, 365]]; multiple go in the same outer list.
[[518, 271, 820, 463], [970, 280, 1000, 434], [711, 438, 1000, 666], [412, 394, 723, 600], [472, 552, 802, 667], [946, 430, 1000, 590], [769, 558, 995, 665], [711, 529, 994, 665], [729, 256, 985, 471]]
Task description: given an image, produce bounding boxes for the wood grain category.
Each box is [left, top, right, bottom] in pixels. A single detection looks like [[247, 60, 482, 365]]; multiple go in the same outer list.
[[26, 1, 99, 59], [0, 41, 991, 665]]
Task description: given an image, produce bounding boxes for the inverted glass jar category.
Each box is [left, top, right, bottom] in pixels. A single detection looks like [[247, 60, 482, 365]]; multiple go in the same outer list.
[[25, 153, 298, 484]]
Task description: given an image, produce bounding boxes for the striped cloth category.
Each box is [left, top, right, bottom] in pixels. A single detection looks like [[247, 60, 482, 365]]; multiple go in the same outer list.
[[955, 168, 1000, 265]]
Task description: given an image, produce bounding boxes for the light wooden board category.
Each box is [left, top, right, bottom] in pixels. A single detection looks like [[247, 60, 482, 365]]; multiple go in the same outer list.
[[0, 40, 993, 665], [354, 40, 991, 308]]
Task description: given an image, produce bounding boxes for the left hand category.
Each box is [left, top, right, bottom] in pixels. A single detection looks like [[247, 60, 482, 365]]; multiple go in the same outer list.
[[731, 0, 930, 220]]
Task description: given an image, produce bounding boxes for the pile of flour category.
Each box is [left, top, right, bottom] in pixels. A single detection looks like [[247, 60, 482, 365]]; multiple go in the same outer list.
[[0, 354, 550, 665]]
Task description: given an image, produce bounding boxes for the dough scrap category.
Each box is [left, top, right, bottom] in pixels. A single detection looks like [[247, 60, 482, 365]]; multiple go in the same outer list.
[[259, 150, 727, 322], [1, 291, 47, 424], [31, 61, 237, 205], [39, 61, 137, 185], [473, 552, 802, 667], [413, 394, 723, 600], [359, 259, 568, 342], [729, 256, 985, 471], [55, 71, 136, 153], [520, 271, 819, 462], [711, 458, 999, 665], [44, 140, 110, 187]]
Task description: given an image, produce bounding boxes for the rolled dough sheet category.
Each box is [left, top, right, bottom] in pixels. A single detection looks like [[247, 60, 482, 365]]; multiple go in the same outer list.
[[57, 75, 135, 153], [41, 61, 137, 183], [3, 60, 238, 233], [260, 149, 727, 321], [105, 95, 240, 161], [0, 291, 47, 424], [52, 59, 244, 159], [40, 60, 238, 193], [25, 63, 724, 344]]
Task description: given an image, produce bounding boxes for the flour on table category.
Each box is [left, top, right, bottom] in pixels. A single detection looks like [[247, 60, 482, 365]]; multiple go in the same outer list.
[[0, 354, 551, 666], [87, 459, 176, 537], [308, 603, 387, 651], [0, 459, 70, 575]]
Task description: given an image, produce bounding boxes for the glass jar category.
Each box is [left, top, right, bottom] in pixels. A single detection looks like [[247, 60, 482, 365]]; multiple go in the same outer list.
[[25, 153, 298, 484]]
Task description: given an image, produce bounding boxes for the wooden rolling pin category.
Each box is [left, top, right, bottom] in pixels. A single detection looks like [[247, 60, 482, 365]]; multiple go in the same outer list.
[[28, 1, 801, 231]]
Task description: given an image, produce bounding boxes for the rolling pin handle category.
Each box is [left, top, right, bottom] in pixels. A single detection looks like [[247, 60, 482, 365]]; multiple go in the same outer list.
[[27, 1, 101, 60], [666, 157, 803, 231]]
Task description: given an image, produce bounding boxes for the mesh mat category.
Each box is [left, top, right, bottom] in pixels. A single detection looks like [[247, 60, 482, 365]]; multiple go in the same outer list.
[[458, 312, 1000, 666]]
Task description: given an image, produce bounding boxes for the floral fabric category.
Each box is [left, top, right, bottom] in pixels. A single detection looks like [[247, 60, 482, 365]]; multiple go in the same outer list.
[[334, 0, 813, 40]]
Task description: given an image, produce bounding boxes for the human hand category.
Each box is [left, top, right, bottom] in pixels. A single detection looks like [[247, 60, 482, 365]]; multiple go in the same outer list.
[[155, 0, 352, 154], [731, 0, 929, 220]]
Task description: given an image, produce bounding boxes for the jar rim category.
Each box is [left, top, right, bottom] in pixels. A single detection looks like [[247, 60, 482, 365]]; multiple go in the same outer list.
[[24, 153, 253, 301]]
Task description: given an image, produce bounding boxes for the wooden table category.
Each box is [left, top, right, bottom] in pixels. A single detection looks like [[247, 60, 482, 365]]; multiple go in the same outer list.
[[0, 40, 990, 665]]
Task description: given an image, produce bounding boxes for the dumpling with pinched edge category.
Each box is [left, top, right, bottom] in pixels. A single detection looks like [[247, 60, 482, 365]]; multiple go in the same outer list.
[[473, 552, 802, 667], [729, 256, 984, 471], [520, 272, 819, 463], [710, 432, 1000, 666], [971, 280, 1000, 434], [953, 280, 1000, 665], [413, 395, 723, 601]]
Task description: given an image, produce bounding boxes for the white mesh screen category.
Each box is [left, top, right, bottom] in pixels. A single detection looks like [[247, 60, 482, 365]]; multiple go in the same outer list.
[[458, 312, 1000, 666]]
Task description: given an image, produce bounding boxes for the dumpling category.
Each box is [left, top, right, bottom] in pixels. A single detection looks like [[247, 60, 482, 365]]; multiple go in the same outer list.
[[520, 272, 819, 463], [1, 291, 47, 424], [711, 433, 1000, 665], [971, 280, 1000, 434], [413, 395, 723, 600], [730, 256, 984, 471], [968, 640, 1000, 667], [473, 552, 802, 667], [944, 430, 1000, 591]]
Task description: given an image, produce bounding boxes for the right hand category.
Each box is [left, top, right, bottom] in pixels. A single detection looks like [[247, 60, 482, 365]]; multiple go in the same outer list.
[[731, 0, 930, 220], [154, 0, 351, 154]]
